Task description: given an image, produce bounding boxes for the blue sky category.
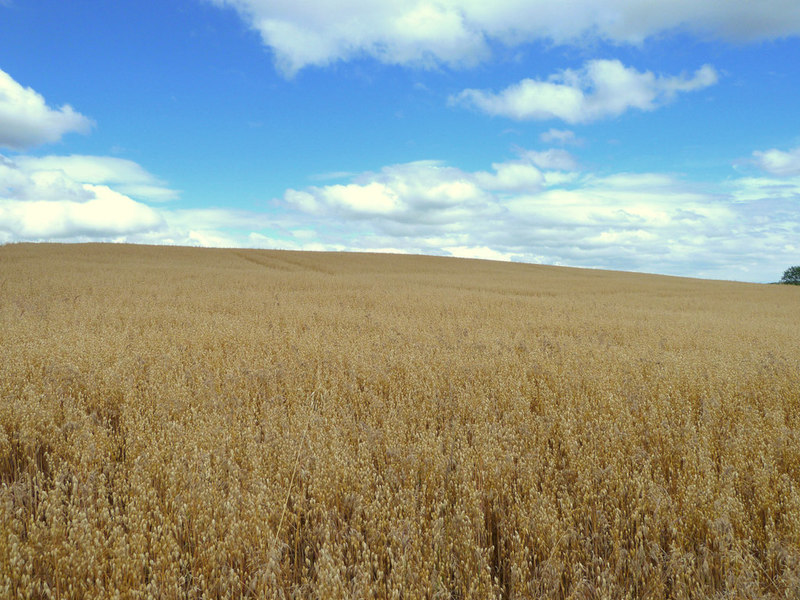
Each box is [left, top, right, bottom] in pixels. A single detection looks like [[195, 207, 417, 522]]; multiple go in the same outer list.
[[1, 0, 800, 281]]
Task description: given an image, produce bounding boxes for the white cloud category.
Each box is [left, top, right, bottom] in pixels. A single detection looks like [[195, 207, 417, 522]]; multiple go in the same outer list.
[[3, 145, 798, 282], [446, 245, 517, 261], [521, 149, 578, 171], [0, 69, 93, 150], [271, 154, 799, 281], [542, 171, 580, 187], [0, 154, 167, 242], [540, 129, 579, 145], [728, 144, 800, 205], [186, 229, 240, 248], [285, 160, 492, 222], [0, 75, 179, 240], [210, 0, 488, 75], [0, 155, 300, 248], [475, 162, 544, 192], [208, 0, 800, 75], [451, 60, 718, 123], [752, 146, 800, 177], [729, 175, 800, 203], [14, 155, 178, 201], [0, 186, 163, 240]]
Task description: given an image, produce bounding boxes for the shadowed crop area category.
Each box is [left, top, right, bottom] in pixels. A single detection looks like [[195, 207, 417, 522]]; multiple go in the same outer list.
[[1, 243, 799, 599]]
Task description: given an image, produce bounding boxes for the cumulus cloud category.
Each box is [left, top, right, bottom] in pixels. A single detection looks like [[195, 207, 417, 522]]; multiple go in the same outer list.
[[451, 60, 718, 123], [0, 154, 167, 242], [475, 161, 544, 192], [0, 155, 291, 247], [273, 153, 799, 281], [0, 69, 93, 150], [3, 145, 797, 281], [752, 146, 800, 177], [208, 0, 800, 75], [0, 186, 163, 239], [209, 0, 488, 75], [14, 155, 178, 201], [0, 72, 186, 242], [285, 160, 493, 221]]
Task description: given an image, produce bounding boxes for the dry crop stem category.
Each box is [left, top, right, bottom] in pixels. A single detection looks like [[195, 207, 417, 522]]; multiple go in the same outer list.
[[1, 242, 799, 599]]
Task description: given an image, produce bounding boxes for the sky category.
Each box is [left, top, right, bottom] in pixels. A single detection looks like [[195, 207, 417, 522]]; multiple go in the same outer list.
[[1, 1, 800, 282]]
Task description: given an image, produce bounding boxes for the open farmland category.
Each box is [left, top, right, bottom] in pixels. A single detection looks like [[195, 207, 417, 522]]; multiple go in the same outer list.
[[1, 243, 799, 599]]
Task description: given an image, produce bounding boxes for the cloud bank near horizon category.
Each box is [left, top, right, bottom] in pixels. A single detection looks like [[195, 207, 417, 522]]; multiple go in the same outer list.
[[3, 145, 798, 281], [277, 156, 799, 281], [7, 137, 798, 282]]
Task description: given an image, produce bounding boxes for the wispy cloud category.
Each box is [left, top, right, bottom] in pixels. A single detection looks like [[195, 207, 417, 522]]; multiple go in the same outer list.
[[308, 170, 356, 182], [539, 129, 581, 145], [450, 60, 718, 123], [752, 146, 800, 177]]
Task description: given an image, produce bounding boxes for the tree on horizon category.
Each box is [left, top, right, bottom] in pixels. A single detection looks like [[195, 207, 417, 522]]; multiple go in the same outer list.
[[780, 266, 800, 284]]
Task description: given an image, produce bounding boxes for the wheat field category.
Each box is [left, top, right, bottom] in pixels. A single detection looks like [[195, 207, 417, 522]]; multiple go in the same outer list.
[[1, 243, 798, 599]]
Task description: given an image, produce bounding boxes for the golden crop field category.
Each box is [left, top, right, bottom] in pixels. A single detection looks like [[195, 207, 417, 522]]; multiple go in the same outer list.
[[1, 243, 799, 599]]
